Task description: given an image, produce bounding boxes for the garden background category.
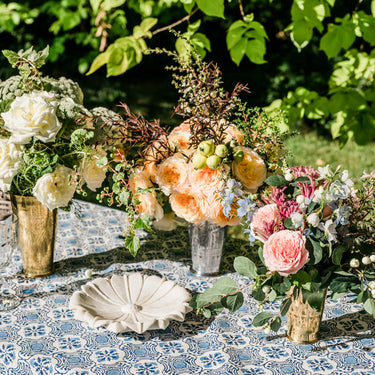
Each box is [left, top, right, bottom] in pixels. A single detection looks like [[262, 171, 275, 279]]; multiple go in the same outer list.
[[0, 0, 374, 181]]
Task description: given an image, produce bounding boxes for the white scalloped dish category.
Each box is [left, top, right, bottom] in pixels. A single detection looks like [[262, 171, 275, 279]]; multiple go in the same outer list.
[[69, 273, 192, 334]]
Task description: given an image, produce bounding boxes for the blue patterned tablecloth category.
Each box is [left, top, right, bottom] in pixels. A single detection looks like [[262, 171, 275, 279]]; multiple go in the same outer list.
[[0, 201, 374, 374]]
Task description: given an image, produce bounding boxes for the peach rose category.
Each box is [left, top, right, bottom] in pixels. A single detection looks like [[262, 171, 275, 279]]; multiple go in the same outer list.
[[129, 170, 153, 193], [136, 191, 164, 221], [232, 146, 267, 192], [168, 120, 192, 151], [155, 155, 189, 195], [263, 230, 309, 277], [223, 124, 245, 145], [208, 195, 242, 227], [188, 164, 226, 196], [250, 204, 282, 242], [169, 188, 208, 224]]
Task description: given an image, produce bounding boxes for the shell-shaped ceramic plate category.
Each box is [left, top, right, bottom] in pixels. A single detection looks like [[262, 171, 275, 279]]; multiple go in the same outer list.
[[69, 273, 192, 334]]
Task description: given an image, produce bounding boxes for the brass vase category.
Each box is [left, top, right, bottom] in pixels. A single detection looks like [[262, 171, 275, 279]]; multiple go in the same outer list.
[[10, 194, 57, 277], [286, 287, 327, 344]]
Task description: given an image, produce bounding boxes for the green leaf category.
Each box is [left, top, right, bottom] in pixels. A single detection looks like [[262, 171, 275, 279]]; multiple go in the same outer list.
[[212, 277, 238, 294], [265, 174, 286, 187], [202, 308, 212, 318], [2, 49, 19, 65], [196, 0, 224, 18], [252, 287, 266, 301], [364, 298, 375, 317], [233, 256, 257, 278], [280, 297, 292, 316], [229, 37, 247, 65], [291, 270, 311, 288], [372, 0, 375, 16], [306, 236, 323, 265], [139, 17, 158, 34], [305, 289, 326, 311], [290, 19, 313, 51], [125, 235, 140, 257], [187, 19, 201, 34], [332, 245, 346, 265], [284, 218, 294, 230], [252, 312, 274, 327], [357, 11, 375, 45], [90, 0, 101, 12], [223, 292, 244, 312], [270, 316, 281, 332], [226, 24, 246, 49], [245, 38, 266, 64], [86, 49, 111, 75], [102, 0, 126, 11], [353, 111, 375, 146], [320, 19, 356, 59]]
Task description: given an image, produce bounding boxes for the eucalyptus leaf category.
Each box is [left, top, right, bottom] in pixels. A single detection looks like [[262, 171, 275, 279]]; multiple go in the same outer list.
[[233, 256, 257, 278], [252, 312, 274, 327]]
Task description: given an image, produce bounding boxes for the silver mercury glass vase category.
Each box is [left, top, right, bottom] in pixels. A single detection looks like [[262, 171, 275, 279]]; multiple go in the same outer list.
[[189, 221, 226, 276]]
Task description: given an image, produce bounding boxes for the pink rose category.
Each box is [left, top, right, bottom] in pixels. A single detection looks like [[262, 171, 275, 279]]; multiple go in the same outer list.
[[250, 204, 282, 242], [263, 230, 309, 277]]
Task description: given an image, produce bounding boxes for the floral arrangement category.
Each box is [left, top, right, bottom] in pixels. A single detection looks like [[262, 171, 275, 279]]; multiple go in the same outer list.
[[0, 47, 107, 210], [94, 48, 287, 255], [191, 165, 375, 331]]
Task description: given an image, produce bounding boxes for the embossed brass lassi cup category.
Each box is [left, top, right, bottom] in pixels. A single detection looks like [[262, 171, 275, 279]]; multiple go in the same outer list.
[[10, 194, 57, 277]]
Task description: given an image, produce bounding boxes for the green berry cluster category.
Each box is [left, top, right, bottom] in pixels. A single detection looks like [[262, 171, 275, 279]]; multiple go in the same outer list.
[[192, 140, 244, 170]]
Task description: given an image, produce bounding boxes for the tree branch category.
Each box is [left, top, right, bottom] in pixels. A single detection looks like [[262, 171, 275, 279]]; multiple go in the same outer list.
[[152, 8, 199, 36], [238, 0, 246, 19]]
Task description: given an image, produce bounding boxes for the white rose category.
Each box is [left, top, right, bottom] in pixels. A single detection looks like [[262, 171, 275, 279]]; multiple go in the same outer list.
[[0, 139, 23, 192], [1, 92, 62, 145], [153, 213, 179, 231], [307, 213, 320, 227], [33, 165, 76, 210], [79, 154, 107, 191]]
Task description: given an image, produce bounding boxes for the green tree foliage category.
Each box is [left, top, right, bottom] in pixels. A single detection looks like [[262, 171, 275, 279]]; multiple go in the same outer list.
[[0, 0, 374, 145]]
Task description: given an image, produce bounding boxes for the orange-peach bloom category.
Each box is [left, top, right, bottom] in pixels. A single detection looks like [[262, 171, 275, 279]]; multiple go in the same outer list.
[[168, 119, 192, 151], [209, 195, 242, 227], [136, 191, 164, 221], [263, 230, 309, 277], [169, 189, 208, 224], [155, 155, 189, 195], [223, 124, 245, 145], [188, 164, 226, 195], [128, 170, 153, 193], [232, 146, 267, 192], [250, 204, 282, 242]]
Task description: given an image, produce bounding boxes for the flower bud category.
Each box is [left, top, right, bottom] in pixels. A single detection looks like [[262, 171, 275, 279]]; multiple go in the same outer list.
[[263, 325, 271, 334], [362, 256, 371, 265], [262, 286, 271, 294], [350, 258, 360, 268], [368, 281, 375, 290], [215, 144, 228, 158], [370, 255, 375, 263], [233, 149, 244, 163], [285, 172, 294, 181], [192, 153, 207, 169], [206, 155, 222, 169], [198, 140, 215, 156]]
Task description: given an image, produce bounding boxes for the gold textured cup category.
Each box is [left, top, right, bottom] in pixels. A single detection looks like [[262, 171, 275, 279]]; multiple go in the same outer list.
[[10, 195, 57, 277]]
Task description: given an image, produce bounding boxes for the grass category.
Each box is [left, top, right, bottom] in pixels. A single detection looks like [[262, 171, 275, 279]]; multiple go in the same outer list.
[[285, 132, 375, 182]]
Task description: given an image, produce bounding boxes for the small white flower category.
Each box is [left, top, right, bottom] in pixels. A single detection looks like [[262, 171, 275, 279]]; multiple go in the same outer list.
[[318, 165, 334, 179], [362, 256, 371, 265], [307, 213, 320, 227], [312, 186, 324, 203], [340, 170, 354, 189], [85, 269, 93, 278], [319, 219, 337, 243], [263, 325, 271, 335], [290, 212, 304, 229], [370, 255, 375, 263], [368, 281, 375, 290], [262, 286, 271, 294], [284, 170, 293, 181], [350, 258, 360, 268]]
